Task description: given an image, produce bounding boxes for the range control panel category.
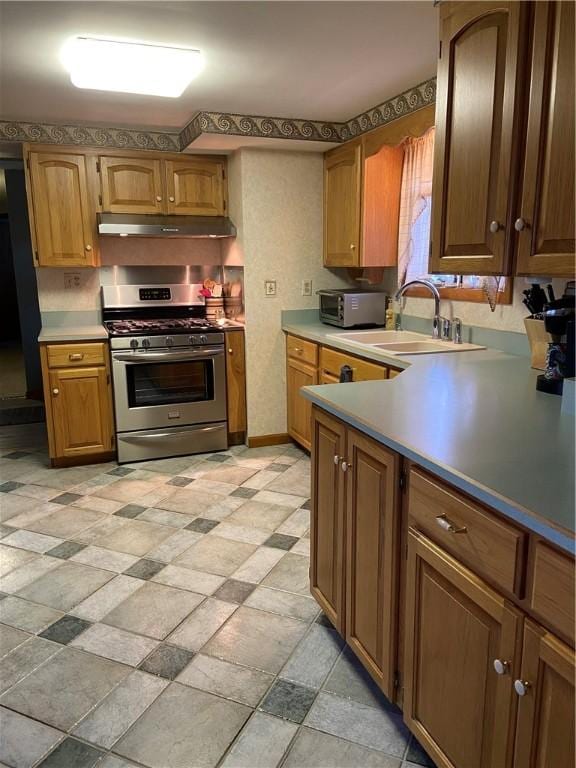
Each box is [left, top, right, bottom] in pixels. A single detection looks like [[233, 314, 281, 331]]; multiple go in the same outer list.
[[139, 287, 171, 301]]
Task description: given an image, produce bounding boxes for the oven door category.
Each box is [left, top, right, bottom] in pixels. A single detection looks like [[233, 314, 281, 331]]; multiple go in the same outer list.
[[111, 346, 227, 432]]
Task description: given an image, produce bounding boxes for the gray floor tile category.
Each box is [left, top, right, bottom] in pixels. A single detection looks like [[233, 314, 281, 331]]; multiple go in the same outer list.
[[324, 645, 400, 712], [156, 487, 226, 515], [46, 541, 87, 560], [283, 727, 402, 768], [175, 535, 256, 577], [0, 555, 60, 595], [107, 467, 135, 477], [39, 615, 91, 645], [0, 596, 63, 633], [73, 669, 168, 749], [137, 507, 190, 528], [230, 547, 285, 584], [123, 558, 166, 580], [280, 624, 344, 689], [94, 478, 164, 503], [276, 509, 310, 538], [245, 587, 319, 622], [115, 683, 251, 768], [185, 517, 220, 533], [70, 575, 143, 622], [177, 653, 273, 706], [230, 487, 259, 499], [21, 507, 106, 538], [71, 546, 139, 573], [0, 481, 23, 492], [70, 622, 158, 666], [260, 679, 316, 723], [0, 646, 131, 730], [49, 492, 84, 506], [228, 501, 294, 532], [17, 561, 114, 611], [168, 597, 236, 651], [203, 606, 307, 674], [265, 462, 311, 498], [37, 737, 103, 767], [0, 623, 30, 656], [114, 504, 147, 519], [211, 522, 270, 546], [261, 553, 311, 595], [0, 636, 60, 694], [220, 711, 297, 768], [199, 465, 258, 486], [151, 564, 225, 594], [144, 529, 202, 563], [103, 581, 204, 640], [264, 533, 299, 550], [166, 476, 193, 487], [304, 692, 409, 756], [139, 644, 194, 680], [1, 530, 64, 554], [98, 757, 141, 768], [0, 707, 64, 768], [0, 544, 36, 577], [212, 578, 256, 604], [91, 519, 174, 557]]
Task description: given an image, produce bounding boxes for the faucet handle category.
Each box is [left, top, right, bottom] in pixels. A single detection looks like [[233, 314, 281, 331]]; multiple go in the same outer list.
[[453, 317, 463, 344], [441, 317, 452, 341]]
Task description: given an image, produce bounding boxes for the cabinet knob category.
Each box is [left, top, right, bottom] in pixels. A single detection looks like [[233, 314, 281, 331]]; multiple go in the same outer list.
[[514, 679, 531, 697], [156, 195, 163, 202], [341, 460, 352, 472], [489, 220, 502, 234], [52, 388, 59, 395], [228, 348, 233, 354], [435, 514, 467, 534], [514, 217, 527, 232], [169, 196, 175, 202], [493, 659, 510, 676], [85, 244, 92, 251], [333, 455, 341, 465], [349, 243, 356, 250]]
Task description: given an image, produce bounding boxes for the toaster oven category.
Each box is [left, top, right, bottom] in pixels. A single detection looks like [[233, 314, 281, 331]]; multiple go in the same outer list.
[[318, 289, 387, 328]]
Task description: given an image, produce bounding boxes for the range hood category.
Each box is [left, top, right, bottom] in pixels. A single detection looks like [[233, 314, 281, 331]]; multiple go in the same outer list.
[[97, 213, 236, 238]]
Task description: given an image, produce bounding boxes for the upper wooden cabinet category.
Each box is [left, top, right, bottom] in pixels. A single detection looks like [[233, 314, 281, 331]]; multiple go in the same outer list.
[[165, 159, 226, 216], [99, 157, 164, 214], [324, 142, 362, 267], [430, 1, 527, 276], [26, 152, 98, 267], [515, 1, 575, 276], [99, 155, 226, 216]]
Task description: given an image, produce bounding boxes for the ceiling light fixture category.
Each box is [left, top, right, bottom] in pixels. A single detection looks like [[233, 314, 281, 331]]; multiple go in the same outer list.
[[61, 37, 203, 97]]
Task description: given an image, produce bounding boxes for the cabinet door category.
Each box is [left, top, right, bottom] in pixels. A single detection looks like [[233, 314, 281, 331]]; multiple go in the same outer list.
[[225, 331, 247, 440], [345, 430, 399, 697], [28, 152, 96, 267], [49, 367, 113, 458], [165, 159, 225, 216], [310, 407, 347, 632], [99, 156, 164, 213], [324, 142, 362, 267], [515, 1, 575, 276], [287, 358, 317, 451], [404, 529, 521, 768], [430, 2, 526, 275], [513, 621, 575, 768]]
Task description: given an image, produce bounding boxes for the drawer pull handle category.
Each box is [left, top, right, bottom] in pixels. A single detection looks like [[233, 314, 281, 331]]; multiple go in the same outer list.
[[435, 514, 467, 534], [493, 659, 510, 676], [514, 679, 531, 697], [69, 353, 84, 360]]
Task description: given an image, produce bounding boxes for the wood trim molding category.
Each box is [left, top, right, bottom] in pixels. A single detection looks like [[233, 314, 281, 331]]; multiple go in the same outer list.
[[402, 279, 514, 305], [1, 77, 436, 151], [247, 433, 293, 448]]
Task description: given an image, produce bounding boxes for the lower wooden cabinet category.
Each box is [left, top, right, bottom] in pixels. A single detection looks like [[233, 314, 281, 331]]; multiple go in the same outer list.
[[287, 357, 317, 450], [404, 528, 521, 768], [41, 342, 115, 464], [225, 331, 247, 444]]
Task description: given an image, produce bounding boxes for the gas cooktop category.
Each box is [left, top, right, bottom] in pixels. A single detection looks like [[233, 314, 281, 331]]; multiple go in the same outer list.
[[104, 317, 225, 337]]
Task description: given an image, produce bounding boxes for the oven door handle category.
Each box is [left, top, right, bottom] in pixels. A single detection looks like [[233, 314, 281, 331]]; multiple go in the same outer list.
[[120, 425, 224, 440], [112, 348, 224, 363]]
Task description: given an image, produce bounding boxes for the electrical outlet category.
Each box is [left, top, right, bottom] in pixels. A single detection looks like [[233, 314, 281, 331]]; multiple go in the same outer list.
[[301, 279, 313, 296], [265, 280, 277, 297], [64, 272, 82, 289]]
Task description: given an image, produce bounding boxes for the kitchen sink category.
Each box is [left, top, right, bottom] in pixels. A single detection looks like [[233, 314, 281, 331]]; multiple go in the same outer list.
[[329, 329, 485, 355], [373, 341, 457, 354], [331, 330, 428, 344]]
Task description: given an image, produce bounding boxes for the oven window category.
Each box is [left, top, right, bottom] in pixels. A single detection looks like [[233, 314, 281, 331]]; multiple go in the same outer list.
[[321, 295, 339, 317], [126, 360, 214, 407]]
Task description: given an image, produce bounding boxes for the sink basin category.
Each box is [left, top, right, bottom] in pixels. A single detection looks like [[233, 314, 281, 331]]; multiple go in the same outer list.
[[331, 330, 427, 344], [374, 341, 455, 354], [329, 328, 486, 355]]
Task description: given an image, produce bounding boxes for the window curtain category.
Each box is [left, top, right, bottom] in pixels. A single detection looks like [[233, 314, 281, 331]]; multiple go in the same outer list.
[[397, 127, 435, 286]]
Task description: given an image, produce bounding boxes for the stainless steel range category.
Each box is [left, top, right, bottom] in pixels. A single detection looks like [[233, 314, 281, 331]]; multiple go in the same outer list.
[[102, 284, 230, 463]]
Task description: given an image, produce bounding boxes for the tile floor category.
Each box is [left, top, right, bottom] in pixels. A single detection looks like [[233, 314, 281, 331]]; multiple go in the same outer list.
[[0, 423, 436, 768]]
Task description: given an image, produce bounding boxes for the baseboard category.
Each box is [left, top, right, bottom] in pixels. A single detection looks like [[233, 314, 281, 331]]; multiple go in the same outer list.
[[228, 431, 247, 447], [51, 451, 116, 468], [247, 433, 292, 448]]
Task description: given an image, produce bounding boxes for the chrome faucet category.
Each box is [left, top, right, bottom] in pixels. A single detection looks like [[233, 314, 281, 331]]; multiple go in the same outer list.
[[395, 279, 443, 339]]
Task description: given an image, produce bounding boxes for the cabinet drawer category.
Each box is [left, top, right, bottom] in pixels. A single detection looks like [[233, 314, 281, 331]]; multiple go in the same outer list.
[[320, 347, 387, 382], [46, 343, 107, 369], [286, 335, 318, 366], [408, 469, 526, 594], [529, 542, 575, 643]]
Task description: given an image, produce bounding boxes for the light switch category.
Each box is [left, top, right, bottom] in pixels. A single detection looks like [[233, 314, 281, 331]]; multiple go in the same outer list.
[[64, 272, 82, 289], [301, 279, 313, 296], [265, 280, 277, 297]]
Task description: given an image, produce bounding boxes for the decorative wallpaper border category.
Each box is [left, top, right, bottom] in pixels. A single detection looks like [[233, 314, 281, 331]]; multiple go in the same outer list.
[[1, 77, 436, 151]]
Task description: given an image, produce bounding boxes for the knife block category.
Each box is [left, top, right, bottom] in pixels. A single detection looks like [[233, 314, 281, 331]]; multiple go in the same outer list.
[[524, 318, 552, 370]]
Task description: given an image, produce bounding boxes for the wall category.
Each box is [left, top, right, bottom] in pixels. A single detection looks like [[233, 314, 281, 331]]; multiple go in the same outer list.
[[224, 149, 348, 438]]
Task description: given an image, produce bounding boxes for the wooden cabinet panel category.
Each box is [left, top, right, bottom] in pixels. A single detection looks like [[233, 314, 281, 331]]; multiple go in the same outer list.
[[165, 159, 225, 216], [430, 1, 526, 275], [324, 142, 362, 267], [100, 157, 163, 214], [320, 347, 387, 382], [515, 1, 575, 276], [287, 358, 317, 451], [46, 342, 107, 369], [513, 621, 575, 768], [528, 541, 575, 644], [286, 335, 318, 367], [225, 331, 247, 440], [49, 366, 113, 458], [310, 407, 347, 631], [404, 529, 521, 768], [320, 371, 340, 385], [409, 469, 526, 595], [28, 152, 96, 267], [345, 430, 399, 697]]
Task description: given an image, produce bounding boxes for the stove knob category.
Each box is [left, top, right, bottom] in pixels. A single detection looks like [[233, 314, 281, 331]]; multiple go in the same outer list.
[[199, 334, 208, 345], [142, 338, 150, 349], [165, 336, 174, 347], [130, 338, 139, 349]]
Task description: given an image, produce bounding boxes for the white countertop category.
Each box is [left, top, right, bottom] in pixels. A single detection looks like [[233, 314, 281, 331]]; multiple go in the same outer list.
[[38, 325, 109, 343]]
